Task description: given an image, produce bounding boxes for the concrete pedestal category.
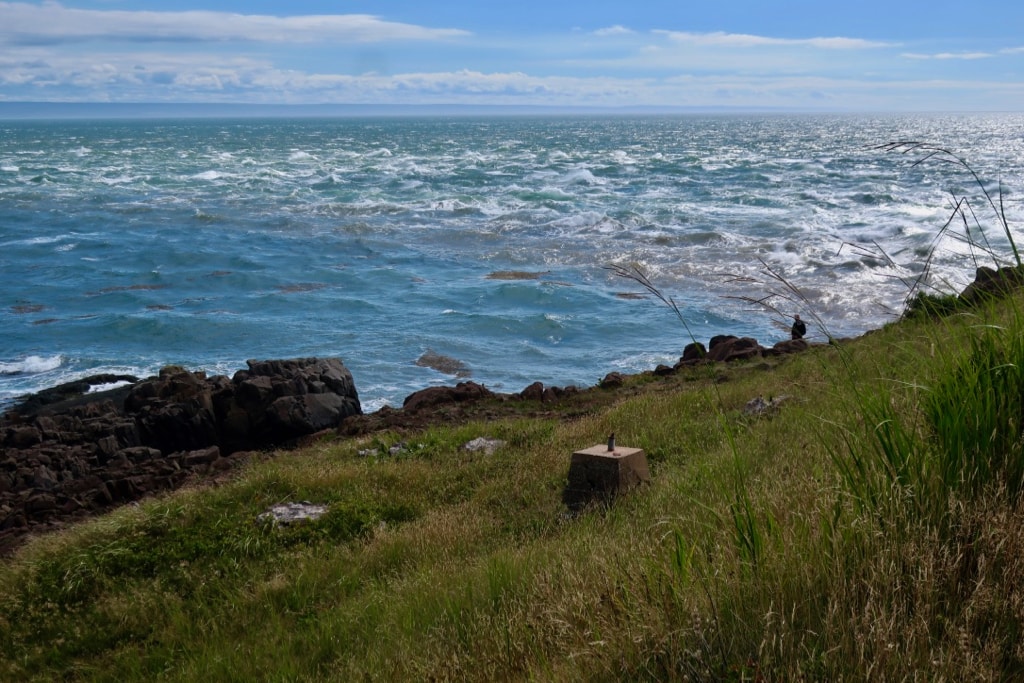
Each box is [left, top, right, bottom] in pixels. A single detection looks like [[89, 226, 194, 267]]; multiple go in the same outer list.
[[563, 444, 651, 511]]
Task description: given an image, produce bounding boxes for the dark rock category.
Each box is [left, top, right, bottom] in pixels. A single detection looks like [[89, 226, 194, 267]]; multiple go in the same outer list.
[[9, 373, 139, 417], [31, 466, 57, 491], [653, 364, 676, 377], [10, 426, 42, 448], [24, 493, 56, 514], [34, 416, 62, 441], [450, 381, 493, 402], [97, 435, 120, 457], [0, 357, 361, 555], [414, 350, 472, 378], [182, 447, 221, 468], [519, 381, 545, 401], [403, 381, 494, 412], [768, 339, 809, 356], [709, 335, 737, 350], [402, 387, 454, 412], [266, 393, 349, 439], [542, 386, 563, 402], [119, 447, 162, 464], [1, 512, 26, 532], [600, 372, 625, 389], [682, 341, 707, 361], [959, 265, 1024, 305], [706, 336, 764, 363]]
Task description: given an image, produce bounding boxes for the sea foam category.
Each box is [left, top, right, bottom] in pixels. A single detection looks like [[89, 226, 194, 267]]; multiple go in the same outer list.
[[0, 355, 63, 375]]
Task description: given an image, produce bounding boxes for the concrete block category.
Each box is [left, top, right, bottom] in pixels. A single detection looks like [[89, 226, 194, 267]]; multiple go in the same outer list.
[[563, 444, 650, 511]]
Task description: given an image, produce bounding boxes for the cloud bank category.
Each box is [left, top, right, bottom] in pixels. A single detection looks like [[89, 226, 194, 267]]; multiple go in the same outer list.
[[0, 2, 469, 45], [0, 2, 1021, 110]]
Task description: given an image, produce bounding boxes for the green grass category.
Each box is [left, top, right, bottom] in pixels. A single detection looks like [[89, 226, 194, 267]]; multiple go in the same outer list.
[[5, 292, 1024, 680]]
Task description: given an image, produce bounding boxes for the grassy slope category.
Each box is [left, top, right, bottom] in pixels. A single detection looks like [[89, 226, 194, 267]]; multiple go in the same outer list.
[[3, 295, 1024, 681]]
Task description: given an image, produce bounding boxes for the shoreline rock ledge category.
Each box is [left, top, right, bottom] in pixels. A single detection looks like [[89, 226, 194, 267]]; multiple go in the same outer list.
[[0, 357, 361, 554]]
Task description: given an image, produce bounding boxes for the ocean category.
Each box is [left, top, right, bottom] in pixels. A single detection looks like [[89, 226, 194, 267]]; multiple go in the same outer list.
[[2, 112, 1023, 411]]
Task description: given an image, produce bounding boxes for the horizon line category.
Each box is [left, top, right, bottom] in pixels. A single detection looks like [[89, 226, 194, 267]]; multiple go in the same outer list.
[[0, 101, 1014, 120]]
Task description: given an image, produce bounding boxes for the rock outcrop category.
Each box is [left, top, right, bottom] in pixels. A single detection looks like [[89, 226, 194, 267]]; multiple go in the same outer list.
[[1, 327, 818, 555], [959, 265, 1024, 306], [402, 381, 495, 412], [0, 358, 360, 554], [706, 336, 764, 363]]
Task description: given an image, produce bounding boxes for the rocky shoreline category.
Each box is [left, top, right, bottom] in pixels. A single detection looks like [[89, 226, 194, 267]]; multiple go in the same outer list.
[[0, 331, 820, 555], [0, 358, 361, 554], [2, 260, 1020, 556]]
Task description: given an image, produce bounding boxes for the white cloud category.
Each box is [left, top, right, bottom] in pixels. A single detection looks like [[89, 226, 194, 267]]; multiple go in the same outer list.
[[593, 25, 634, 37], [654, 30, 892, 50], [0, 2, 470, 45], [902, 51, 994, 60], [3, 46, 1020, 111]]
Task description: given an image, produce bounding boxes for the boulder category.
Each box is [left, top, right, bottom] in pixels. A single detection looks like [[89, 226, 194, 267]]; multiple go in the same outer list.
[[959, 265, 1024, 305], [599, 372, 625, 389], [682, 341, 707, 362], [768, 338, 809, 356], [403, 381, 494, 412], [706, 336, 764, 363], [519, 381, 545, 401]]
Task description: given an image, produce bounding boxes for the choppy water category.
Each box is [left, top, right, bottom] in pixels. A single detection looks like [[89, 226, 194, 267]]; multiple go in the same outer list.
[[2, 113, 1023, 410]]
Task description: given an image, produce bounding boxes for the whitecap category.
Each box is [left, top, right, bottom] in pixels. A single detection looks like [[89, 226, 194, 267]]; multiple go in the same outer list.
[[533, 185, 575, 200], [361, 396, 395, 412], [193, 170, 222, 181], [88, 380, 134, 393], [900, 204, 945, 219], [610, 150, 637, 165], [431, 199, 476, 213], [24, 235, 64, 245], [0, 355, 63, 375], [559, 168, 603, 186], [546, 212, 622, 235], [100, 175, 135, 186]]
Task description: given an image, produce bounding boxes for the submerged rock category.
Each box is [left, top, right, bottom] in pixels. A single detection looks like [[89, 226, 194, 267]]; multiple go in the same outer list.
[[415, 350, 471, 377]]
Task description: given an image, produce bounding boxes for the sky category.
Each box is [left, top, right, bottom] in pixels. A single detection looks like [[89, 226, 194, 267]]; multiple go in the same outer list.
[[1, 1, 1023, 111]]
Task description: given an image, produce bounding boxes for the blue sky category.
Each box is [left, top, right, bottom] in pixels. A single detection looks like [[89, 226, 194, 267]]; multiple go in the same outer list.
[[2, 1, 1023, 110]]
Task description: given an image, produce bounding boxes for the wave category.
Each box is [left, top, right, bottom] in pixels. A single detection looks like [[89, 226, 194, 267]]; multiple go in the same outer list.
[[558, 168, 604, 186], [0, 355, 63, 375]]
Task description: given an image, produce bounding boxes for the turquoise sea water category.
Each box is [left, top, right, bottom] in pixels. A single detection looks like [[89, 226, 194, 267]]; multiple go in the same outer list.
[[2, 113, 1023, 410]]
